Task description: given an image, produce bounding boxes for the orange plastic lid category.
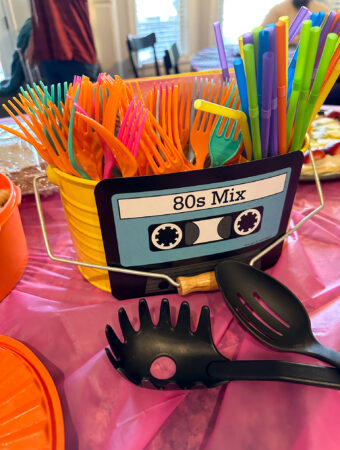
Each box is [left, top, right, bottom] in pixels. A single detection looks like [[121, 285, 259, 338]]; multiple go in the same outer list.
[[0, 336, 65, 449], [0, 173, 21, 228]]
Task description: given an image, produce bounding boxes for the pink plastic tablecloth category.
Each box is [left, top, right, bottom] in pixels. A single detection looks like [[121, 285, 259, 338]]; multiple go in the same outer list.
[[1, 179, 340, 450]]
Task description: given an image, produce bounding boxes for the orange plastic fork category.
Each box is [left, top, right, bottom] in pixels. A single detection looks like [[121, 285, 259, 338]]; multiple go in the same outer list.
[[178, 81, 192, 149], [138, 110, 191, 175], [75, 112, 138, 178]]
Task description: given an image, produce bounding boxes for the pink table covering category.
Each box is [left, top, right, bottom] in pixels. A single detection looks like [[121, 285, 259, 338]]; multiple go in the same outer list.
[[1, 178, 340, 450]]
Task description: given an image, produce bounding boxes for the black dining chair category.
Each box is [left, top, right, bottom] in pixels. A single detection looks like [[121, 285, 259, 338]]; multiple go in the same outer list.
[[163, 43, 180, 75], [126, 32, 160, 78]]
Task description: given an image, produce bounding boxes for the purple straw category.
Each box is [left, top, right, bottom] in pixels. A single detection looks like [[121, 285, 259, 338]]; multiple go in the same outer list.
[[316, 11, 337, 60], [331, 16, 340, 35], [312, 11, 338, 81], [213, 21, 230, 82], [266, 24, 278, 156], [289, 6, 311, 43], [261, 52, 274, 158], [243, 32, 254, 45]]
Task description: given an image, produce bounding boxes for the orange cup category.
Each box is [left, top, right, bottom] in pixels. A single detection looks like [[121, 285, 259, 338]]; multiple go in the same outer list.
[[0, 173, 28, 301]]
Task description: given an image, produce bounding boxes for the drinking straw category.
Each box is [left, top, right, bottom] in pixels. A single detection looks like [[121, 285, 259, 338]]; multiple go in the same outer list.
[[315, 11, 337, 66], [289, 6, 311, 43], [288, 11, 325, 98], [329, 11, 340, 33], [233, 58, 249, 121], [261, 52, 274, 158], [239, 35, 244, 60], [257, 29, 269, 112], [286, 20, 311, 146], [266, 24, 278, 156], [302, 33, 338, 134], [290, 26, 321, 151], [243, 32, 254, 45], [276, 21, 287, 154], [323, 41, 340, 87], [312, 59, 340, 118], [213, 21, 230, 83], [313, 11, 326, 27], [279, 16, 289, 81], [330, 15, 340, 34], [243, 43, 262, 160], [252, 26, 263, 69]]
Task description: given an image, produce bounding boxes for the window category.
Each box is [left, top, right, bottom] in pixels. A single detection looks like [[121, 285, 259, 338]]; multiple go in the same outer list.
[[220, 0, 275, 45], [134, 0, 185, 64]]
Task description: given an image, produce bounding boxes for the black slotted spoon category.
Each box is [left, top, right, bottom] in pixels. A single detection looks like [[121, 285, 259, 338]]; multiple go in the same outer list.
[[105, 298, 340, 390], [215, 260, 340, 368]]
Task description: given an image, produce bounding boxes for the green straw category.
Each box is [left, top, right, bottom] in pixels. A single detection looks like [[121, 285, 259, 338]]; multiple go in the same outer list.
[[302, 33, 338, 137], [252, 26, 263, 69], [243, 43, 261, 160], [286, 20, 311, 147], [290, 26, 321, 152]]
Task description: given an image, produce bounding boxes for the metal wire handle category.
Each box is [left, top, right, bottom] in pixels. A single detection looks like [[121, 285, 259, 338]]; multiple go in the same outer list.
[[33, 149, 322, 291], [33, 175, 180, 289], [250, 149, 323, 266]]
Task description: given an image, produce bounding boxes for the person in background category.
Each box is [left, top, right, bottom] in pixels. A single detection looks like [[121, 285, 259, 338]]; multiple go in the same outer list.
[[261, 0, 330, 43], [0, 18, 32, 96], [27, 0, 98, 85]]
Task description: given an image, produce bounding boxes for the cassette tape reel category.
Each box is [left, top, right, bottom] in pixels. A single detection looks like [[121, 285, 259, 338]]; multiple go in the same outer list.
[[149, 207, 263, 251]]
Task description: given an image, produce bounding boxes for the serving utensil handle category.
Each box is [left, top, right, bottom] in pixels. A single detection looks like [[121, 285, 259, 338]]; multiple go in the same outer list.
[[177, 271, 218, 295], [308, 341, 340, 369], [209, 360, 340, 389]]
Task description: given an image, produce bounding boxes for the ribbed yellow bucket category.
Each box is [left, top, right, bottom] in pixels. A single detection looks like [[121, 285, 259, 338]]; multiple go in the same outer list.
[[47, 166, 110, 292]]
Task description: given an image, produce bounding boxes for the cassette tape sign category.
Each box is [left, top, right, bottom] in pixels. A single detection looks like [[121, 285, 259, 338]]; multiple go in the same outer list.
[[95, 151, 303, 299]]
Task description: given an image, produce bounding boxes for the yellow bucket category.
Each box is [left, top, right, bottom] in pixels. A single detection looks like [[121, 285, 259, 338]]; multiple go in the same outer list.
[[46, 134, 310, 294], [46, 165, 110, 292]]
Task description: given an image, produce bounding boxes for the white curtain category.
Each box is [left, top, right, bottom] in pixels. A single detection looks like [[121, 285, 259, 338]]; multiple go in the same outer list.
[[89, 0, 137, 77], [89, 0, 220, 78]]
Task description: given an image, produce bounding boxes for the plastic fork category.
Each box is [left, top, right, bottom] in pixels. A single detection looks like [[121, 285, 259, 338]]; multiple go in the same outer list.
[[190, 79, 234, 169], [208, 88, 244, 167], [75, 112, 138, 178], [140, 108, 191, 175], [178, 81, 192, 150], [117, 98, 148, 158], [195, 99, 253, 167]]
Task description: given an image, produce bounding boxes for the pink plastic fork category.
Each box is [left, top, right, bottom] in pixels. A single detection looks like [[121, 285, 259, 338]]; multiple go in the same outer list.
[[117, 99, 148, 158]]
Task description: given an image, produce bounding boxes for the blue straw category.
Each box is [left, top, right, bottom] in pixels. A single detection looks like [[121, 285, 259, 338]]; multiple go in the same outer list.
[[233, 58, 250, 126], [312, 11, 326, 27]]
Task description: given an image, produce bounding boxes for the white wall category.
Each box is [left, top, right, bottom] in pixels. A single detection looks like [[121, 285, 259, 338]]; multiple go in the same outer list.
[[8, 0, 30, 31]]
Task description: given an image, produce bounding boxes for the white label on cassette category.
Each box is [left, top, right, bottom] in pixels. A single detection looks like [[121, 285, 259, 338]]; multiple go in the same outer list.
[[118, 174, 286, 219]]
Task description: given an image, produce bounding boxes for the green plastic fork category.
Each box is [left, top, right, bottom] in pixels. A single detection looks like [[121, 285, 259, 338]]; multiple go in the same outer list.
[[209, 86, 243, 167]]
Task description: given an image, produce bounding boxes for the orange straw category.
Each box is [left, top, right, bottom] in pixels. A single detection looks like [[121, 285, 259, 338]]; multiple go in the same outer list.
[[276, 21, 287, 154], [322, 43, 340, 88]]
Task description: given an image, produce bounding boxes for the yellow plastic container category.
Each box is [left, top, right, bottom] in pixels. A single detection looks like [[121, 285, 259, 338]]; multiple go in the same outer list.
[[46, 165, 111, 292]]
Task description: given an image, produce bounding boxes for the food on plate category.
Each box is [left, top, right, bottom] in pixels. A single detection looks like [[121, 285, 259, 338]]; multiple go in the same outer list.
[[301, 114, 340, 177], [328, 141, 340, 156], [303, 150, 326, 164]]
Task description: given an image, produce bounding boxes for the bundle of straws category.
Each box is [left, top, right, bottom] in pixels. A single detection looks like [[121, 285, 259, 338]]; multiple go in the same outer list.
[[215, 6, 340, 159]]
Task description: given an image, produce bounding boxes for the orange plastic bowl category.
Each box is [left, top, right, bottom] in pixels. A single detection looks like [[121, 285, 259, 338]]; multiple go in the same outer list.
[[0, 173, 28, 301]]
